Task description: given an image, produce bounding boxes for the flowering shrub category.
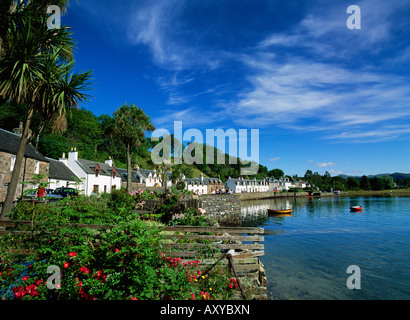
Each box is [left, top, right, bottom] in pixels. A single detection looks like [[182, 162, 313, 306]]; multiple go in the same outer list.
[[170, 208, 215, 227], [0, 215, 237, 300]]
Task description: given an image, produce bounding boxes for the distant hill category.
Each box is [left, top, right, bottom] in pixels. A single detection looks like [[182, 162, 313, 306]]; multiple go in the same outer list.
[[338, 173, 410, 181]]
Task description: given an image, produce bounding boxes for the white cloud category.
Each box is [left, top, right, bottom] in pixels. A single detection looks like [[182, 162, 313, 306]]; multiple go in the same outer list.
[[125, 0, 221, 71], [316, 162, 337, 168], [269, 157, 280, 162]]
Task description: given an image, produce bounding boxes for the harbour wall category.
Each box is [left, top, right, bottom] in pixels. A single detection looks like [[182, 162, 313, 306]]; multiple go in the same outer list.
[[198, 191, 336, 225]]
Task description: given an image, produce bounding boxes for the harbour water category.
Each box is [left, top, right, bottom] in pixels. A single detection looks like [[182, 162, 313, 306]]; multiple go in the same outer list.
[[241, 196, 410, 300]]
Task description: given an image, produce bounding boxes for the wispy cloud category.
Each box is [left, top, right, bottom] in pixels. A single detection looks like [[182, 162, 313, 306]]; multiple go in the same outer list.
[[269, 157, 280, 162], [126, 0, 221, 71], [316, 162, 337, 168], [222, 0, 410, 143]]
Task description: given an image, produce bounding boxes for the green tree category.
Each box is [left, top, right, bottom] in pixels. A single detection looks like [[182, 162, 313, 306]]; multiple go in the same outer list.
[[370, 177, 383, 191], [347, 177, 360, 190], [359, 175, 370, 190], [112, 103, 155, 192], [0, 1, 92, 218], [379, 175, 395, 190], [269, 168, 284, 179]]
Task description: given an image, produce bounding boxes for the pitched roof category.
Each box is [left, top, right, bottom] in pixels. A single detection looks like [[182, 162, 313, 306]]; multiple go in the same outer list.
[[226, 177, 266, 185], [116, 168, 145, 183], [0, 128, 49, 162], [47, 158, 79, 181], [184, 177, 223, 185], [76, 158, 115, 177]]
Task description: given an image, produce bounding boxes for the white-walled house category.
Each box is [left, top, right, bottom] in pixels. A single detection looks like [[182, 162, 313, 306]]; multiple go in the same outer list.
[[47, 157, 80, 189], [225, 177, 269, 193], [59, 149, 122, 195], [138, 167, 162, 187], [180, 174, 224, 195]]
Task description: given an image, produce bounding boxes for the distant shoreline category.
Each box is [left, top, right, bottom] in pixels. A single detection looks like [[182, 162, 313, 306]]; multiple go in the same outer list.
[[342, 189, 410, 197]]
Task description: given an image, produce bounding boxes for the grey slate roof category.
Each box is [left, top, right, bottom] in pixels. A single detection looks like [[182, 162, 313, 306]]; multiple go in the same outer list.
[[116, 168, 145, 183], [185, 177, 223, 185], [0, 128, 49, 162], [46, 158, 79, 181], [76, 158, 115, 177], [226, 177, 266, 185]]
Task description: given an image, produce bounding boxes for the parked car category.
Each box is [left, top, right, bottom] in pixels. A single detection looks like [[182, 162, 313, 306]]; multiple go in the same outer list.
[[22, 190, 36, 200], [55, 187, 79, 198], [46, 189, 63, 199]]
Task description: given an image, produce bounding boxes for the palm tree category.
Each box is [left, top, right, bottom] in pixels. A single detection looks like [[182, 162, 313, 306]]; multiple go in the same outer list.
[[0, 1, 92, 219], [112, 103, 155, 192]]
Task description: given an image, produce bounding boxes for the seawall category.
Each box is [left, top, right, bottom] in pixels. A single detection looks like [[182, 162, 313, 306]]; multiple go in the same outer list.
[[198, 191, 336, 225]]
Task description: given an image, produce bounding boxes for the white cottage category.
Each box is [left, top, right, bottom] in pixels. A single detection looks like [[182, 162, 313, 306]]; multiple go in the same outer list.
[[225, 177, 269, 193], [47, 157, 80, 189], [59, 149, 122, 195]]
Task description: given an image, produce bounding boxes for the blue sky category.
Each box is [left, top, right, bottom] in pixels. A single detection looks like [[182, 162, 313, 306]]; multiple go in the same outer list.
[[63, 0, 410, 177]]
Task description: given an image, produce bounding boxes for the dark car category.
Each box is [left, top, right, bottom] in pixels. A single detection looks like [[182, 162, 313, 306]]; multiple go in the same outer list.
[[46, 189, 63, 199], [55, 187, 79, 198]]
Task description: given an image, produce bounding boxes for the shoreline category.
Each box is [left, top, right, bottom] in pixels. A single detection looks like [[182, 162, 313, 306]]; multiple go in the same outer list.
[[341, 189, 410, 197]]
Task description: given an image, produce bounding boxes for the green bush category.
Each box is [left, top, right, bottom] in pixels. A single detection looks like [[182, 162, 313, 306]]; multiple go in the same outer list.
[[0, 216, 236, 300]]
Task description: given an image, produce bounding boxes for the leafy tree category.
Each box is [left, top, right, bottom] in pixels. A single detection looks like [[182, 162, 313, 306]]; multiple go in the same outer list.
[[112, 103, 155, 192], [360, 175, 370, 190], [0, 1, 92, 218], [347, 177, 360, 190], [370, 177, 383, 191], [379, 175, 395, 190], [268, 168, 284, 179]]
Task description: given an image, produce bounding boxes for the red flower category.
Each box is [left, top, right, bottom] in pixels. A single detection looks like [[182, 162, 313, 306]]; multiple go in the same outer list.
[[69, 252, 77, 258], [22, 276, 28, 281], [115, 248, 119, 252], [63, 262, 69, 269]]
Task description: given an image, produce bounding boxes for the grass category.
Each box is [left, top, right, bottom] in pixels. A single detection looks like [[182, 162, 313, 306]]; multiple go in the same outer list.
[[342, 188, 410, 197]]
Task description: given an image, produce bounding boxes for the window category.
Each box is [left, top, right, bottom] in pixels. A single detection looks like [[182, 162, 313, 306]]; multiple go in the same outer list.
[[93, 185, 99, 194], [104, 185, 107, 193], [10, 155, 16, 171], [95, 164, 100, 177], [34, 160, 40, 174]]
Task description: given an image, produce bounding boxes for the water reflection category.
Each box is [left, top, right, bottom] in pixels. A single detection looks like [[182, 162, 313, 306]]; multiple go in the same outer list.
[[240, 196, 410, 300]]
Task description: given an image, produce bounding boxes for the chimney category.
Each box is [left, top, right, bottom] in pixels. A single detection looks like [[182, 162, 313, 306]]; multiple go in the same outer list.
[[105, 156, 113, 167], [59, 152, 68, 166], [68, 147, 78, 162]]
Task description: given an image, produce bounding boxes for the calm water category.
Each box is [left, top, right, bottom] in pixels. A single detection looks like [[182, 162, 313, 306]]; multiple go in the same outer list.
[[241, 196, 410, 300]]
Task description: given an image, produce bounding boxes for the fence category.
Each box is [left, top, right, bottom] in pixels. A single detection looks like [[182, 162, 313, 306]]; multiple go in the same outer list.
[[0, 219, 267, 299]]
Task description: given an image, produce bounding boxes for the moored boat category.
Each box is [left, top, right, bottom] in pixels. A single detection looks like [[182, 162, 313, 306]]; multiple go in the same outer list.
[[350, 206, 363, 212], [268, 209, 293, 216]]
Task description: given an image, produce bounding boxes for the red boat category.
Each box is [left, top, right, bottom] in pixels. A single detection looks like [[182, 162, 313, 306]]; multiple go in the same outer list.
[[350, 206, 362, 212]]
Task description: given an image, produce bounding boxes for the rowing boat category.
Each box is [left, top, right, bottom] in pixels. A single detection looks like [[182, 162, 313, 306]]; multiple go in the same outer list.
[[268, 209, 293, 216]]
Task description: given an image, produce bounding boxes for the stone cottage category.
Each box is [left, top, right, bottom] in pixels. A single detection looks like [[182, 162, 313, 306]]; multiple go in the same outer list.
[[0, 127, 49, 202]]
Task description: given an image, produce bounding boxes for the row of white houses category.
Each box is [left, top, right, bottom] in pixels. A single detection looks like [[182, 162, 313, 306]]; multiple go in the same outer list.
[[1, 126, 309, 201], [51, 150, 309, 195]]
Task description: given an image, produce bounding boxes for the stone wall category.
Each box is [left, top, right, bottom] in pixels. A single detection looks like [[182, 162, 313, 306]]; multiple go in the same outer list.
[[0, 151, 49, 203], [198, 194, 242, 226], [237, 190, 336, 201]]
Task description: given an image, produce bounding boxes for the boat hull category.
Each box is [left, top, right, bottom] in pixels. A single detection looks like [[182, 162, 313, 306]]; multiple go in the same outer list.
[[268, 209, 293, 216], [350, 206, 362, 212]]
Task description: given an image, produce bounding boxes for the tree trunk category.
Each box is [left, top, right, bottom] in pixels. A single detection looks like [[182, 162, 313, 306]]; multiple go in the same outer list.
[[126, 144, 132, 193], [0, 108, 34, 220]]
